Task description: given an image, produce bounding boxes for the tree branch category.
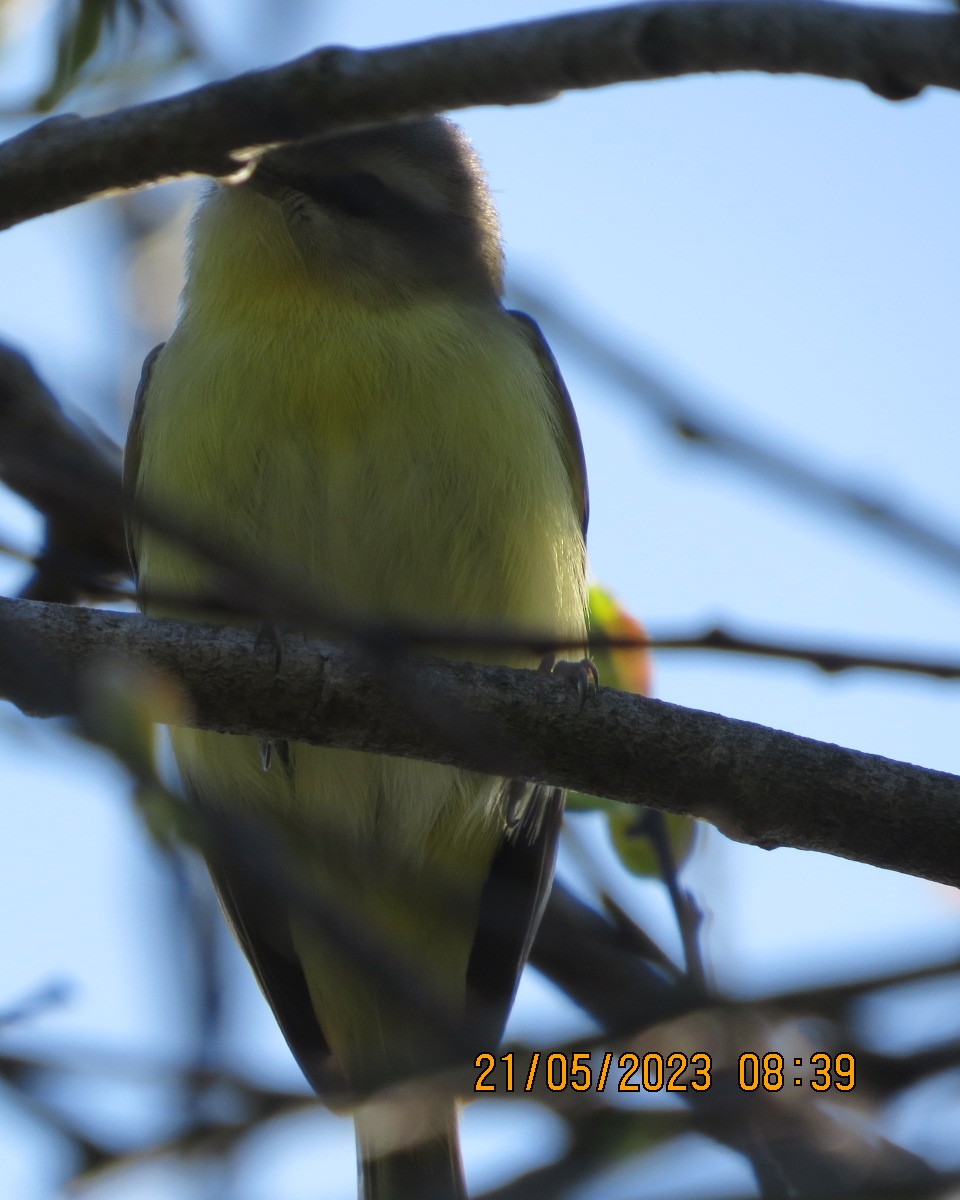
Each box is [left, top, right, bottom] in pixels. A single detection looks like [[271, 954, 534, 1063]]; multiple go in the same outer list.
[[650, 625, 960, 680], [2, 594, 959, 889], [1, 1, 957, 229], [0, 345, 127, 602]]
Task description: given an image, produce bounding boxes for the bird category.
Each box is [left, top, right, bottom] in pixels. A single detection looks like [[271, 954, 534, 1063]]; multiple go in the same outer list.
[[124, 116, 589, 1200]]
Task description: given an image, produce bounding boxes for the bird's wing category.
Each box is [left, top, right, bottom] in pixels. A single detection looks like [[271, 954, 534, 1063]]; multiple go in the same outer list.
[[466, 786, 565, 1046], [465, 314, 587, 1043], [123, 342, 164, 580], [203, 842, 335, 1095], [507, 309, 589, 536]]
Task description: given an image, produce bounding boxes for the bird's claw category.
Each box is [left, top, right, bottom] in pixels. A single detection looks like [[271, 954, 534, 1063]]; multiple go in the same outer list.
[[254, 620, 285, 677], [538, 653, 599, 707], [259, 737, 292, 775], [255, 623, 290, 773]]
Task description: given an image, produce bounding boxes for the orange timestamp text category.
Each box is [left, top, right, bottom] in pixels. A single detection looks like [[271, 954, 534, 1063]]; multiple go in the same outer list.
[[473, 1051, 856, 1093]]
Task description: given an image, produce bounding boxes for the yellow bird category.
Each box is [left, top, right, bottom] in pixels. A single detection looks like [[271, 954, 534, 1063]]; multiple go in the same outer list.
[[124, 117, 588, 1200]]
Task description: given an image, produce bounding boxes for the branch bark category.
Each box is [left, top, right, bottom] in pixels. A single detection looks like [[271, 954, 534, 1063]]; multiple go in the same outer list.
[[2, 594, 959, 889], [0, 345, 126, 602], [1, 1, 958, 229]]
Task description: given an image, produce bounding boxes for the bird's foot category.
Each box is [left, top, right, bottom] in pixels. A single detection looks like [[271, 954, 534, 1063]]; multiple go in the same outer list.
[[259, 736, 292, 774], [254, 622, 292, 774], [254, 620, 285, 676], [538, 652, 599, 707]]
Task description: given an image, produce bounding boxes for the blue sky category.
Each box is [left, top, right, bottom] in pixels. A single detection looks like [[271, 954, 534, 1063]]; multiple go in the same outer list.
[[1, 0, 959, 1196]]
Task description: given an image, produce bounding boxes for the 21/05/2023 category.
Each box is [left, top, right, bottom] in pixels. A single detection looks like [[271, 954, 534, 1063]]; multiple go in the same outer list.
[[473, 1050, 856, 1093]]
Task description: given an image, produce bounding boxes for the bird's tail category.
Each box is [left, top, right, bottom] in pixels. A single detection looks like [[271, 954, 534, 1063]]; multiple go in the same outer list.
[[357, 1096, 465, 1200]]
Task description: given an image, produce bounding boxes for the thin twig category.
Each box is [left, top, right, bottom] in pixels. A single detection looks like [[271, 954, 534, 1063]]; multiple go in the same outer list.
[[634, 808, 708, 991], [513, 283, 960, 585]]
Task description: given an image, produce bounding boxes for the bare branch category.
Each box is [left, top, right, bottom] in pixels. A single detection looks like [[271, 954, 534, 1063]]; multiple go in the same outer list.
[[0, 345, 127, 602], [649, 625, 960, 680], [1, 1, 958, 229], [2, 594, 960, 889]]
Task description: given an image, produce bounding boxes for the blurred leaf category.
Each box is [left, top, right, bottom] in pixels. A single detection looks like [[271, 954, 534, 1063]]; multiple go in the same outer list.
[[607, 804, 697, 876], [38, 0, 139, 111], [587, 580, 651, 696], [567, 581, 650, 815], [568, 584, 696, 873], [78, 656, 169, 781], [34, 0, 189, 112], [567, 583, 650, 817]]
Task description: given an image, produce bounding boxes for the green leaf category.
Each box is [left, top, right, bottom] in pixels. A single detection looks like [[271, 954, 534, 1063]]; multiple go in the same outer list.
[[587, 581, 651, 695], [607, 805, 697, 878], [573, 584, 697, 874], [34, 0, 186, 112]]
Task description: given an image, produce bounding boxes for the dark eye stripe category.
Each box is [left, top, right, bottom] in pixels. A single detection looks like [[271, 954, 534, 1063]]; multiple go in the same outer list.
[[260, 161, 495, 293], [263, 162, 459, 244], [310, 171, 400, 223]]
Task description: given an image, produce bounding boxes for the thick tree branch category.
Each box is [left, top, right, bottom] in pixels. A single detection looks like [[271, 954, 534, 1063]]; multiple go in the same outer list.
[[2, 594, 959, 889], [1, 1, 958, 229], [0, 345, 127, 602]]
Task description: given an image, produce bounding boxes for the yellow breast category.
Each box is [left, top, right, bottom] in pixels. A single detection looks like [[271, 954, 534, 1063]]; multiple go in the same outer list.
[[136, 286, 585, 646]]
